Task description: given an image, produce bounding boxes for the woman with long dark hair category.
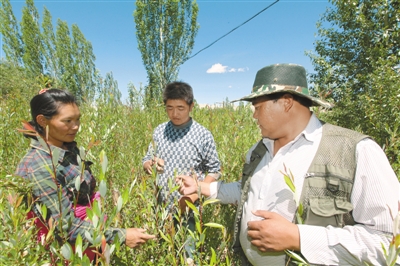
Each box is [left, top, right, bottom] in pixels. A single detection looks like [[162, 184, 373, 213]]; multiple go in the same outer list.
[[16, 88, 155, 261]]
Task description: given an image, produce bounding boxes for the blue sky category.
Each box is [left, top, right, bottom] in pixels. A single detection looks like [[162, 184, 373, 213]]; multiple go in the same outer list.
[[2, 0, 332, 105]]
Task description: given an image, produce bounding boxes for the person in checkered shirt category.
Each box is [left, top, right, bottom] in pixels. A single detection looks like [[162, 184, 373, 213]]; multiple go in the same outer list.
[[142, 81, 221, 257]]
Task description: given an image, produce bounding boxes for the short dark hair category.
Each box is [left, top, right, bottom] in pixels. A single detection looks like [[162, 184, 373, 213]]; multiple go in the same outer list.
[[163, 81, 194, 105], [29, 89, 77, 135], [253, 92, 312, 108]]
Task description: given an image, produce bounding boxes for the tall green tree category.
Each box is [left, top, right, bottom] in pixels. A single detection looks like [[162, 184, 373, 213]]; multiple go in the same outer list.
[[71, 24, 97, 101], [0, 0, 23, 65], [134, 0, 199, 103], [21, 0, 43, 76], [1, 0, 103, 101], [55, 19, 75, 92], [41, 7, 58, 82], [307, 0, 400, 174]]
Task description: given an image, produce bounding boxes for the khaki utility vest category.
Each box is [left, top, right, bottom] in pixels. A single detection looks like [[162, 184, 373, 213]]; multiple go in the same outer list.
[[232, 122, 369, 265]]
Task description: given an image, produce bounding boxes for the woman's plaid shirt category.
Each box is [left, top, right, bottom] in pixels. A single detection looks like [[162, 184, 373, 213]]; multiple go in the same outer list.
[[15, 138, 126, 243]]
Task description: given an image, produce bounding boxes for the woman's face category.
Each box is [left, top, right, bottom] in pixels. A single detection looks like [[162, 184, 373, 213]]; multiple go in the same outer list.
[[40, 103, 81, 148]]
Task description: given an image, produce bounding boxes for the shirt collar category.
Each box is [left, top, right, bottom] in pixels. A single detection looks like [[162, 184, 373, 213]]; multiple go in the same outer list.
[[170, 117, 193, 129], [30, 138, 77, 159], [299, 113, 323, 142]]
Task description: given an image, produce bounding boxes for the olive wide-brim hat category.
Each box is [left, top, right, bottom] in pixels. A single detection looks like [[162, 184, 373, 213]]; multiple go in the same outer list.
[[232, 63, 333, 108]]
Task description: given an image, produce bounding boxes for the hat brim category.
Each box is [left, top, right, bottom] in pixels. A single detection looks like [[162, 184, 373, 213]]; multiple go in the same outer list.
[[231, 85, 334, 109]]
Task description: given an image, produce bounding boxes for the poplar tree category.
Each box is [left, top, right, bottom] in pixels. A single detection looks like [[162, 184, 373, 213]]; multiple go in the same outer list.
[[21, 0, 43, 76], [71, 24, 97, 101], [0, 0, 23, 65], [55, 20, 75, 93], [41, 7, 58, 81], [134, 0, 199, 103]]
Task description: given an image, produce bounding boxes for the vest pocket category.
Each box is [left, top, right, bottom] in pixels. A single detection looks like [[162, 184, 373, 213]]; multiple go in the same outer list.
[[307, 197, 353, 227]]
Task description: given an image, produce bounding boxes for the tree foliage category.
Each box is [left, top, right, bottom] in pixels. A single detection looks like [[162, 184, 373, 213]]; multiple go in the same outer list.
[[0, 0, 105, 102], [0, 0, 24, 65], [21, 0, 43, 76], [308, 0, 400, 175], [134, 0, 199, 104]]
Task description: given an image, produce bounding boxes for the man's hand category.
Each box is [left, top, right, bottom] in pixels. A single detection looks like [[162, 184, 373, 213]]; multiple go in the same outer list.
[[143, 157, 165, 175], [125, 228, 156, 248], [176, 175, 197, 195], [247, 210, 300, 252]]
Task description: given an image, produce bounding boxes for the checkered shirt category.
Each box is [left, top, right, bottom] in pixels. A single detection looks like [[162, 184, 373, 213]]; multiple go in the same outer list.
[[143, 118, 221, 210], [15, 138, 126, 244]]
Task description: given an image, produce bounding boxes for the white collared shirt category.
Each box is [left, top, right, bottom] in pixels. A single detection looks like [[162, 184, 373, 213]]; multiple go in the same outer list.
[[209, 113, 399, 265]]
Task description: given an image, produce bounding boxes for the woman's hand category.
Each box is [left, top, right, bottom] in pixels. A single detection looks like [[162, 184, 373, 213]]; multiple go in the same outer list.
[[125, 228, 156, 248]]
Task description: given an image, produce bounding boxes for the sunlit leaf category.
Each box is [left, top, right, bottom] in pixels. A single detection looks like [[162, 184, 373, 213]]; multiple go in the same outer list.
[[75, 234, 83, 258], [210, 247, 216, 266], [203, 198, 220, 207], [204, 222, 225, 229], [158, 229, 172, 244], [185, 200, 199, 216], [99, 180, 107, 198], [284, 174, 295, 193], [117, 196, 123, 212], [79, 146, 86, 160], [84, 231, 93, 243], [99, 150, 108, 176], [75, 175, 81, 192], [38, 137, 49, 153], [52, 148, 60, 167], [285, 249, 308, 264], [61, 242, 72, 260]]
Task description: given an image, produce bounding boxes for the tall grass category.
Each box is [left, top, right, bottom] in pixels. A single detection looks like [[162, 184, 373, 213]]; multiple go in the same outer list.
[[0, 93, 259, 265]]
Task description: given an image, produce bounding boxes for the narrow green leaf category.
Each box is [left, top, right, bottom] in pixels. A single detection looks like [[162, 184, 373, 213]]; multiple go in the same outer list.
[[84, 231, 93, 243], [117, 196, 123, 212], [92, 214, 99, 228], [185, 200, 199, 216], [61, 242, 72, 260], [93, 235, 102, 245], [52, 147, 60, 167], [158, 229, 172, 244], [129, 178, 137, 193], [284, 175, 296, 193], [38, 137, 49, 153], [43, 164, 55, 178], [99, 150, 108, 177], [43, 179, 57, 191], [99, 180, 107, 198], [210, 247, 216, 266], [75, 234, 83, 258], [285, 250, 308, 264], [77, 153, 82, 168], [203, 198, 220, 207], [79, 146, 86, 160], [41, 204, 47, 221], [204, 222, 225, 229], [75, 175, 81, 192], [122, 188, 129, 204]]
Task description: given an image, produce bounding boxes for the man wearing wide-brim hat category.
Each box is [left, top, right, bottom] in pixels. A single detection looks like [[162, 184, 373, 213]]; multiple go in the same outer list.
[[177, 63, 399, 265]]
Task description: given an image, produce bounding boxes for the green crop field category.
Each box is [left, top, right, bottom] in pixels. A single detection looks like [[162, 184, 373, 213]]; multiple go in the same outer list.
[[1, 92, 261, 265]]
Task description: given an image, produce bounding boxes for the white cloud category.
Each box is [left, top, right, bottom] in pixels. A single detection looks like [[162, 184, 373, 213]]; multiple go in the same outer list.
[[206, 63, 248, 74], [207, 63, 228, 73]]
